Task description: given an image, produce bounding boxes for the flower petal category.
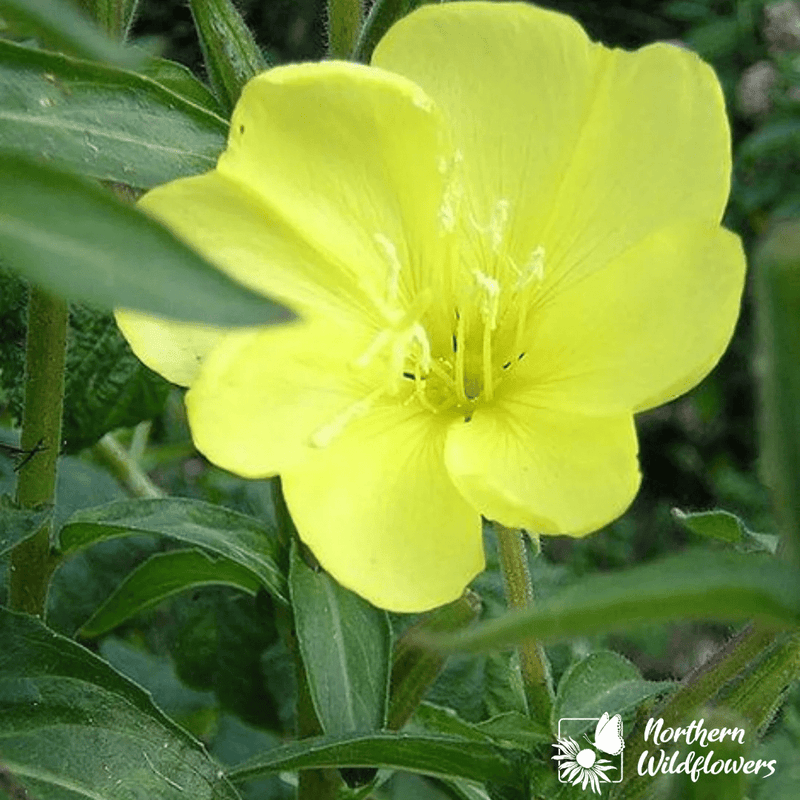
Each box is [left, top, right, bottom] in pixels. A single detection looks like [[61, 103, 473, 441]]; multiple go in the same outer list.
[[185, 318, 381, 476], [218, 61, 456, 311], [282, 406, 484, 612], [374, 2, 731, 290], [115, 308, 224, 387], [511, 221, 745, 414], [444, 402, 640, 536], [116, 168, 371, 387]]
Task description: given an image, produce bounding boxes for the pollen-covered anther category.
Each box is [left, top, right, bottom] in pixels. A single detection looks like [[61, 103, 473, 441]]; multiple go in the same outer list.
[[514, 245, 546, 291], [374, 232, 403, 303], [309, 387, 384, 449]]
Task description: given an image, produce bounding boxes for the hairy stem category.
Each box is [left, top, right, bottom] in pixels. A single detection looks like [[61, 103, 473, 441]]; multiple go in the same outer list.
[[327, 0, 363, 58], [10, 287, 68, 617], [495, 525, 554, 731]]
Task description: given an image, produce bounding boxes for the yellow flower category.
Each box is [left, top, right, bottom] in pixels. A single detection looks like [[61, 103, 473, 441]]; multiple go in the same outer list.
[[117, 2, 745, 612]]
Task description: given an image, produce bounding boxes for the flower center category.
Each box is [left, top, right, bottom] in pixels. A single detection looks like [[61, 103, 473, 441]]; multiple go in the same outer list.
[[309, 210, 545, 448]]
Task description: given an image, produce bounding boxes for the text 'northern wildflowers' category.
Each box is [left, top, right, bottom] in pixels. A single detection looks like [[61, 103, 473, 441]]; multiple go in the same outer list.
[[117, 2, 745, 611]]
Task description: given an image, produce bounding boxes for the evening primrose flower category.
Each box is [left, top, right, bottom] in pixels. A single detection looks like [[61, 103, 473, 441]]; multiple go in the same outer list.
[[116, 2, 745, 612]]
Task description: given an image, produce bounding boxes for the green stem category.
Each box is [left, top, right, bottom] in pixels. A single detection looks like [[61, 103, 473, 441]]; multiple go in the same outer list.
[[10, 287, 68, 617], [327, 0, 363, 58], [93, 432, 164, 499], [494, 525, 554, 730]]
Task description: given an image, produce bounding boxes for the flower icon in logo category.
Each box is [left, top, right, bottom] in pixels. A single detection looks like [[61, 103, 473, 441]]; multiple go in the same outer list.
[[553, 712, 625, 793]]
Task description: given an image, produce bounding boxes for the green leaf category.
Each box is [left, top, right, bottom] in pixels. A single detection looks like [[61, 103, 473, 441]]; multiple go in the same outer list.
[[756, 220, 800, 568], [353, 0, 428, 62], [0, 153, 292, 327], [290, 542, 391, 734], [421, 550, 800, 652], [0, 607, 239, 799], [79, 548, 262, 637], [58, 497, 287, 603], [228, 731, 527, 790], [409, 702, 550, 748], [189, 0, 268, 113], [0, 494, 51, 556], [0, 38, 227, 188], [139, 56, 226, 116], [553, 652, 672, 735], [672, 507, 778, 553], [0, 0, 143, 68]]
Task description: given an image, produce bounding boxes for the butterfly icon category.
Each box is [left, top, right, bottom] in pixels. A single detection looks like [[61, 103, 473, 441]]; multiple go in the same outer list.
[[584, 712, 625, 756]]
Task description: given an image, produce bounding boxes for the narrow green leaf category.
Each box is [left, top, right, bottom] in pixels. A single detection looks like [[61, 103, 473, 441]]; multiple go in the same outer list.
[[718, 632, 800, 734], [0, 153, 292, 327], [189, 0, 267, 112], [422, 550, 800, 653], [327, 0, 363, 59], [660, 708, 750, 800], [0, 607, 239, 800], [474, 712, 551, 749], [353, 0, 429, 62], [228, 731, 527, 790], [290, 542, 391, 734], [79, 548, 262, 637], [0, 38, 227, 188], [140, 56, 226, 116], [0, 494, 51, 556], [0, 0, 143, 68], [409, 702, 550, 748], [672, 507, 778, 553], [553, 652, 672, 735], [756, 220, 800, 568], [58, 497, 287, 603]]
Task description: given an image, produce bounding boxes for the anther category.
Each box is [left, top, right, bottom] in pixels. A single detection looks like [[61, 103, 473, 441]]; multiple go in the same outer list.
[[310, 388, 383, 449], [374, 233, 403, 303], [472, 269, 500, 330], [514, 245, 546, 291]]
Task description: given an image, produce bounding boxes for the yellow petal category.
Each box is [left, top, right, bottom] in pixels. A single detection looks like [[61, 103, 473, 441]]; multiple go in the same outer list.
[[511, 222, 745, 415], [135, 171, 376, 322], [185, 317, 381, 477], [115, 308, 224, 387], [444, 402, 640, 536], [282, 405, 484, 612], [218, 61, 455, 311], [117, 168, 368, 387], [374, 2, 600, 272], [374, 2, 731, 291]]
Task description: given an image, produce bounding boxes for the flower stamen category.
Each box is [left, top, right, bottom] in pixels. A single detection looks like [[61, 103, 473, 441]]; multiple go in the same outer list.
[[310, 387, 384, 449]]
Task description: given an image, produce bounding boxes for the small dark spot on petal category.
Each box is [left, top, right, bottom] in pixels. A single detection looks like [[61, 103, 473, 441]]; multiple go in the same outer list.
[[402, 372, 414, 380], [464, 414, 472, 423], [452, 335, 458, 352], [518, 352, 526, 360], [239, 124, 245, 134], [502, 361, 511, 369]]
